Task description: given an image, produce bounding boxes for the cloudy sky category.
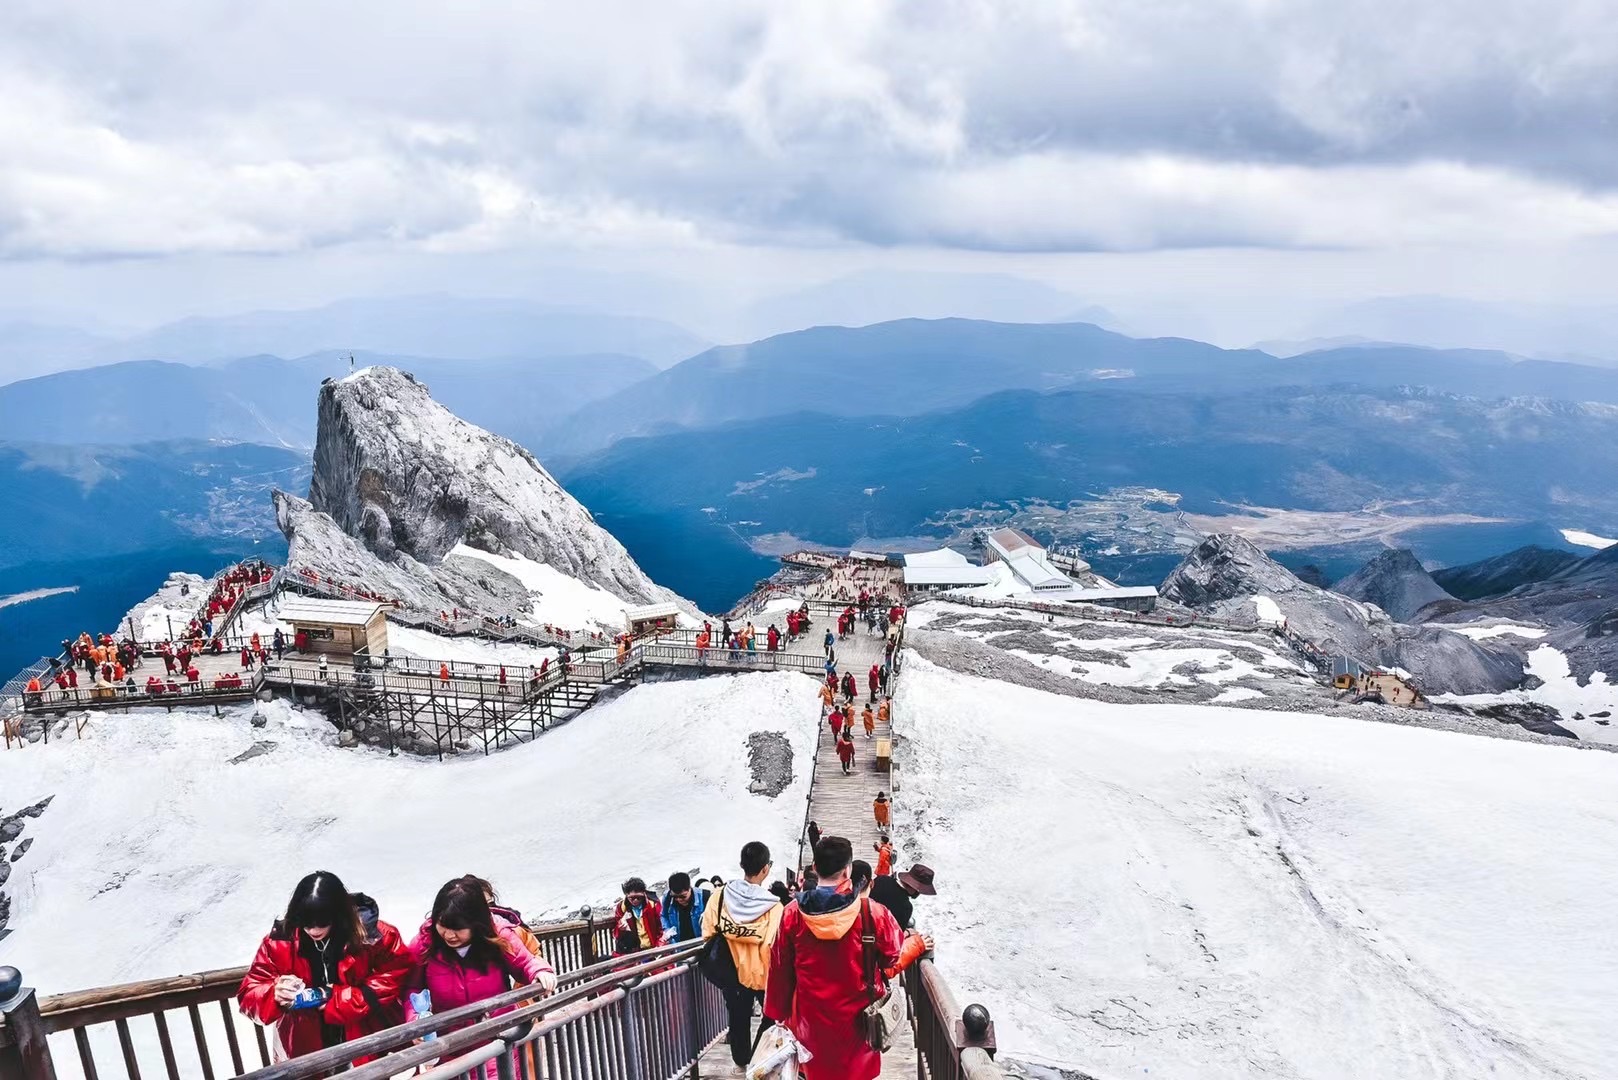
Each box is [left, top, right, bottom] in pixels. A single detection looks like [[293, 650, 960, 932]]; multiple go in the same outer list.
[[1, 0, 1613, 343]]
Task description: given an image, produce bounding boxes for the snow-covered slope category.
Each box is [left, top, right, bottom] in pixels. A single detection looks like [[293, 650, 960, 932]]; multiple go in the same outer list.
[[892, 655, 1618, 1079], [302, 367, 680, 608], [0, 672, 818, 998]]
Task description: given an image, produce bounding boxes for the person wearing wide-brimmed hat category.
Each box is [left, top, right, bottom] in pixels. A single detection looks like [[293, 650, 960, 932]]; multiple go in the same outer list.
[[869, 863, 935, 930]]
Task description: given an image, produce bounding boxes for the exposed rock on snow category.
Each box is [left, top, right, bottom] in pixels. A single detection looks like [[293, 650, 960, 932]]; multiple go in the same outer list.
[[1427, 543, 1618, 684], [1332, 548, 1456, 623], [746, 731, 795, 797], [276, 367, 693, 627], [1161, 535, 1523, 695]]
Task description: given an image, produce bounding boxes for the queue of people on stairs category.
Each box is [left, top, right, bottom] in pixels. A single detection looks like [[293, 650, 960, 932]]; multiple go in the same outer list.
[[238, 830, 940, 1080]]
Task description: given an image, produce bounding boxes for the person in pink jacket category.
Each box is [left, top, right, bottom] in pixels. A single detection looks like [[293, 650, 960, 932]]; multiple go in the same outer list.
[[403, 877, 557, 1065]]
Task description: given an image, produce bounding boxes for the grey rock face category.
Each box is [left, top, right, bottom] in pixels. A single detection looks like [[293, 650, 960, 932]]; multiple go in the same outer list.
[[276, 367, 694, 625], [1162, 535, 1523, 695], [1333, 548, 1456, 623], [1430, 544, 1618, 682], [305, 368, 678, 607], [1432, 545, 1583, 602]]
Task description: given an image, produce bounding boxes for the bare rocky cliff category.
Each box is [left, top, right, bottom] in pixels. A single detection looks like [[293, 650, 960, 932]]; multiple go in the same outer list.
[[277, 366, 692, 625], [1161, 534, 1523, 695]]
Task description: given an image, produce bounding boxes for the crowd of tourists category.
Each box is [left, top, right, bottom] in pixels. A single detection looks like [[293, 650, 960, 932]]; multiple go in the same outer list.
[[239, 835, 939, 1079]]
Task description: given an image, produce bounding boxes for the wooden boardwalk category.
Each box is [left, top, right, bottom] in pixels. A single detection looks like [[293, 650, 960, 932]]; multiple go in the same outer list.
[[803, 625, 898, 868]]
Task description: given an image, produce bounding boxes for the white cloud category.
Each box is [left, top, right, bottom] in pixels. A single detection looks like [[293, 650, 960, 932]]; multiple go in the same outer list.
[[0, 0, 1613, 260]]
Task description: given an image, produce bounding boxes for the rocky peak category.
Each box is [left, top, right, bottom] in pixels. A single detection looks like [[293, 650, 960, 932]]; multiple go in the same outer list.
[[1161, 534, 1522, 695], [1159, 534, 1313, 608], [1332, 548, 1456, 623], [304, 366, 676, 608]]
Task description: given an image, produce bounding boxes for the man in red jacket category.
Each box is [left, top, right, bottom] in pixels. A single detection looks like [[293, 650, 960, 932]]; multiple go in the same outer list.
[[765, 836, 902, 1080], [613, 877, 664, 954]]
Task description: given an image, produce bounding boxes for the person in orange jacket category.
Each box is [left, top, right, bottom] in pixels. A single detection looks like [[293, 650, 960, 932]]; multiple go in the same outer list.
[[861, 704, 875, 738], [873, 791, 891, 829]]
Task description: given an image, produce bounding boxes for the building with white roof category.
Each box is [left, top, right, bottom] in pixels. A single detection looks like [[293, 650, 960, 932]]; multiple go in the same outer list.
[[982, 528, 1074, 592]]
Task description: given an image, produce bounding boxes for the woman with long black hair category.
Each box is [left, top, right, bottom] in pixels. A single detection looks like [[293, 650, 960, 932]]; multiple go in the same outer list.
[[237, 870, 411, 1062], [403, 878, 556, 1037]]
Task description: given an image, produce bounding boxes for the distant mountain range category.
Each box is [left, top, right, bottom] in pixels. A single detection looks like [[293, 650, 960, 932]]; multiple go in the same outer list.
[[0, 351, 654, 448], [544, 318, 1618, 457], [561, 383, 1618, 549], [0, 294, 707, 384]]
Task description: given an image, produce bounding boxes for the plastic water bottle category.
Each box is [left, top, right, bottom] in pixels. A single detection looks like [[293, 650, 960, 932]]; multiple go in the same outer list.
[[409, 989, 437, 1041]]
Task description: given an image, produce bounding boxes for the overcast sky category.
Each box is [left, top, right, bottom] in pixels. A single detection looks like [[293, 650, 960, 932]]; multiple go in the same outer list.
[[1, 0, 1613, 342]]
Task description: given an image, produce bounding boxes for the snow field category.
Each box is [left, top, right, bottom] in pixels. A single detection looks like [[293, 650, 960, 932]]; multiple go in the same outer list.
[[890, 655, 1618, 1079], [1560, 528, 1616, 550], [1435, 644, 1618, 744], [1446, 623, 1548, 641], [0, 671, 821, 1002], [384, 622, 557, 668], [450, 543, 649, 632], [927, 602, 1308, 696]]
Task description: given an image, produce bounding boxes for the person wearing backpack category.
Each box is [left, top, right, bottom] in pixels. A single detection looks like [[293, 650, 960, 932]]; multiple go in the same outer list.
[[764, 836, 903, 1080], [701, 841, 785, 1068]]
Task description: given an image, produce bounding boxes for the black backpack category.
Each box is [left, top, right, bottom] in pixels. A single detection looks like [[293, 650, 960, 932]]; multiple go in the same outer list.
[[697, 890, 741, 991]]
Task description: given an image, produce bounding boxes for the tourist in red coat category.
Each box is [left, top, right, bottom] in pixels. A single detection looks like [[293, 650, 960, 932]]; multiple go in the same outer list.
[[765, 837, 902, 1080], [613, 877, 665, 954], [237, 871, 411, 1063]]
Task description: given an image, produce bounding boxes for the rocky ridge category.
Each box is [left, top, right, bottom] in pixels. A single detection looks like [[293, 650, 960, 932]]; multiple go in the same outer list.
[[1431, 544, 1583, 601], [1332, 548, 1457, 622], [1160, 534, 1523, 695]]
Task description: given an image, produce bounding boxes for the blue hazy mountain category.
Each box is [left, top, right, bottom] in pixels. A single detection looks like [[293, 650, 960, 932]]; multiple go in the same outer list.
[[0, 440, 307, 569], [561, 384, 1618, 603], [0, 351, 656, 448], [738, 271, 1103, 339], [0, 295, 707, 385], [544, 318, 1618, 457], [116, 295, 706, 368]]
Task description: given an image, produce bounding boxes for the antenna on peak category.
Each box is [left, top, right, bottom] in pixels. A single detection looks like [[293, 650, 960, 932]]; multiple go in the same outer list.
[[347, 352, 355, 373]]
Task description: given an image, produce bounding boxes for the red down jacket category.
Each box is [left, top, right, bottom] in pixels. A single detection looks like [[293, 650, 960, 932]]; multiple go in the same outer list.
[[237, 921, 411, 1062]]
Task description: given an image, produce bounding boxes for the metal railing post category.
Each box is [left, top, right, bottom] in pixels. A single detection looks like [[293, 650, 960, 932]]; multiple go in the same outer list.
[[0, 968, 58, 1080], [619, 984, 646, 1080]]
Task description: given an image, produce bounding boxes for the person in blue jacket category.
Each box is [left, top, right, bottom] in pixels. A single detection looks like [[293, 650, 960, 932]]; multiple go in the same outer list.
[[661, 872, 708, 942]]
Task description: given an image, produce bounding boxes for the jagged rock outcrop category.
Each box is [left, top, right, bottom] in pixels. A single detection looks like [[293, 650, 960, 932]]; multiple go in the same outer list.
[[1332, 548, 1456, 623], [277, 367, 693, 626], [1161, 535, 1523, 695], [1431, 545, 1582, 601], [275, 490, 538, 619], [1429, 543, 1618, 681]]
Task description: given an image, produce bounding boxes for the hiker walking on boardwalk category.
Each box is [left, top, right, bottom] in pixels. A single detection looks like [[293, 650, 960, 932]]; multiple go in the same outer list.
[[828, 708, 845, 742], [237, 870, 411, 1062], [661, 872, 707, 942], [873, 792, 890, 829], [868, 664, 880, 702], [873, 838, 894, 878], [438, 662, 451, 687], [703, 841, 785, 1068], [861, 704, 875, 738], [841, 671, 857, 704], [764, 836, 903, 1080], [823, 629, 835, 656], [613, 877, 665, 954], [837, 730, 856, 774]]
